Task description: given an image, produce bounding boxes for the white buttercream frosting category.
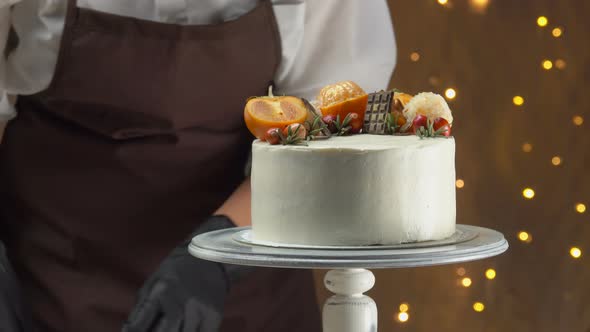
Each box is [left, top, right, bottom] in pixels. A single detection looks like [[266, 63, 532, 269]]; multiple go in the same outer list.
[[251, 135, 456, 245]]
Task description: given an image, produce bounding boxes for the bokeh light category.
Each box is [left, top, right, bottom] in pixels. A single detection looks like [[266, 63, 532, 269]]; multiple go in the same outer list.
[[397, 312, 409, 323], [456, 267, 466, 276], [552, 27, 563, 37], [445, 88, 457, 100], [576, 203, 586, 214], [437, 0, 448, 5], [555, 59, 567, 69], [473, 302, 485, 312], [522, 188, 535, 199], [542, 60, 553, 70], [551, 156, 562, 166], [461, 277, 472, 287], [410, 52, 421, 62], [513, 95, 524, 106], [485, 269, 496, 280], [399, 303, 409, 312], [456, 179, 465, 188], [522, 143, 533, 152], [518, 231, 532, 243], [570, 247, 582, 259], [536, 16, 548, 27], [573, 115, 584, 126], [468, 0, 489, 13]]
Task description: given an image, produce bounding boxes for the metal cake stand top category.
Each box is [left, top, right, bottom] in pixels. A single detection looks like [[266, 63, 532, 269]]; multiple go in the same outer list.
[[189, 224, 509, 269]]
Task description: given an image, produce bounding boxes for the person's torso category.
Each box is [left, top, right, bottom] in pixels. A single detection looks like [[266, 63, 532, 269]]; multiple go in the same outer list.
[[3, 0, 303, 95], [0, 1, 320, 331]]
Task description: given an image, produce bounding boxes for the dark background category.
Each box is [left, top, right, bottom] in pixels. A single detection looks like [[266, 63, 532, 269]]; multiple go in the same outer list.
[[314, 1, 590, 331]]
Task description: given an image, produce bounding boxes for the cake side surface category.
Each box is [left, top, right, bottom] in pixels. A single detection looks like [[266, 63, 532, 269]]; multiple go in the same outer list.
[[251, 135, 456, 245]]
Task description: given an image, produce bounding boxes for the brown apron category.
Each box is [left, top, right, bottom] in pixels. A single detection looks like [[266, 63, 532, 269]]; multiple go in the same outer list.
[[0, 1, 321, 331]]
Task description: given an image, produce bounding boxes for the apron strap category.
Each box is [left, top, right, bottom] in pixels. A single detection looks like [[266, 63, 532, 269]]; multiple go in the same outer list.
[[65, 0, 79, 28]]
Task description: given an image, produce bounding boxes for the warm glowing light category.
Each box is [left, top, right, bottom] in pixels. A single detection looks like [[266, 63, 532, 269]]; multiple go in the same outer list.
[[397, 312, 410, 323], [456, 179, 465, 189], [518, 231, 532, 243], [522, 188, 535, 199], [576, 203, 586, 214], [473, 302, 485, 312], [399, 303, 409, 312], [513, 96, 525, 106], [570, 247, 582, 258], [552, 27, 563, 37], [542, 60, 553, 70], [555, 59, 566, 70], [445, 88, 457, 100], [438, 0, 448, 5], [410, 52, 421, 62], [551, 156, 562, 166], [573, 115, 584, 126], [536, 16, 548, 27], [468, 0, 489, 13], [461, 277, 472, 287], [428, 76, 441, 86], [456, 267, 466, 276], [485, 269, 496, 280], [522, 143, 533, 152], [469, 0, 489, 6]]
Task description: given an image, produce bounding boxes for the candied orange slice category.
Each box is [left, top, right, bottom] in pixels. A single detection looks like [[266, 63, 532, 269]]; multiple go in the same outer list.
[[393, 92, 413, 108], [244, 90, 307, 140], [317, 81, 368, 121]]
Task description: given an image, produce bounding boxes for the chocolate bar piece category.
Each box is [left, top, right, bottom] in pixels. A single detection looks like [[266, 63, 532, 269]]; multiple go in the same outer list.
[[363, 90, 392, 134]]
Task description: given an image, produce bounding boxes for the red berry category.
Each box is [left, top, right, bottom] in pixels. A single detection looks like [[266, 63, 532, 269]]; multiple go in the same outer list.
[[411, 114, 428, 133], [264, 128, 281, 145], [433, 117, 451, 137], [282, 123, 307, 140], [348, 112, 363, 134], [322, 115, 338, 133]]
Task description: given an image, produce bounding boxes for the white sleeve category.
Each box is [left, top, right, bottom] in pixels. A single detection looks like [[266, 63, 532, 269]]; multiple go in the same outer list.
[[0, 0, 20, 122], [272, 0, 396, 100]]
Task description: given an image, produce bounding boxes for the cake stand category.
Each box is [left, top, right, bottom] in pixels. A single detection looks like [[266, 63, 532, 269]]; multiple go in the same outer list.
[[189, 224, 508, 332]]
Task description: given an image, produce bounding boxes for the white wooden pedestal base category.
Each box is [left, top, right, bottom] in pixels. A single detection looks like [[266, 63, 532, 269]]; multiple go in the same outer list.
[[189, 225, 509, 332], [323, 269, 377, 332]]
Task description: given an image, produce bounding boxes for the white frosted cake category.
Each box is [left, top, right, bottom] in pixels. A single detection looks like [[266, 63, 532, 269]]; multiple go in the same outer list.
[[244, 81, 456, 246], [251, 135, 456, 245]]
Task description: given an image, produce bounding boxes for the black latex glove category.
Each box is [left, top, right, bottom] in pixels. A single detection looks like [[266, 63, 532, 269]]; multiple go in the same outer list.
[[0, 241, 32, 332], [123, 215, 250, 332]]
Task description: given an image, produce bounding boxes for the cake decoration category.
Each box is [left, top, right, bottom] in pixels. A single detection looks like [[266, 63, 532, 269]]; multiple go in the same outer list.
[[392, 91, 413, 113], [411, 116, 452, 138], [244, 86, 308, 140], [317, 81, 368, 128], [364, 90, 392, 134], [402, 92, 453, 125], [245, 81, 454, 145]]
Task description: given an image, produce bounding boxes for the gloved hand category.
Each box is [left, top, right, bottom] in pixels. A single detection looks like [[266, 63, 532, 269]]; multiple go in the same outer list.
[[0, 241, 32, 332], [123, 215, 251, 332]]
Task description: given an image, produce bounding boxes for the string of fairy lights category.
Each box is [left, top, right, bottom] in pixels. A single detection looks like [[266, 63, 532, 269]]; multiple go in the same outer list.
[[390, 0, 587, 325], [518, 12, 585, 263]]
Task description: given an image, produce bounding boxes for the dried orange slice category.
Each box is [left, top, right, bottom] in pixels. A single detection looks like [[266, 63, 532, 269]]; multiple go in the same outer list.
[[317, 81, 368, 120], [393, 92, 413, 110], [244, 88, 308, 140]]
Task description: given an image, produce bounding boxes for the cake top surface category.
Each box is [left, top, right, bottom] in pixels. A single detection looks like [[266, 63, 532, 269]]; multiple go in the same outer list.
[[253, 134, 454, 151]]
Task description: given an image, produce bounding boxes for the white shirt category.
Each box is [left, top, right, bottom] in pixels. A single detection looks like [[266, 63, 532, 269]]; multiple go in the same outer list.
[[0, 0, 396, 124]]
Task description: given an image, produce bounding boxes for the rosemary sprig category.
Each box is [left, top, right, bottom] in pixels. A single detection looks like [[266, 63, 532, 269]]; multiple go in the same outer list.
[[333, 113, 353, 136], [385, 112, 401, 134], [415, 119, 449, 139], [276, 125, 308, 146], [305, 114, 331, 140]]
